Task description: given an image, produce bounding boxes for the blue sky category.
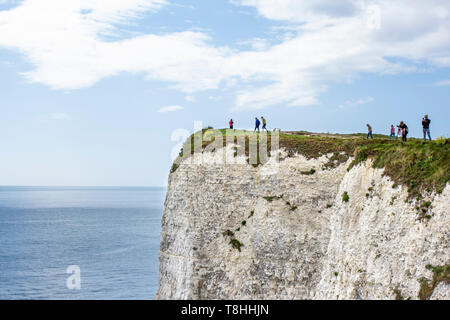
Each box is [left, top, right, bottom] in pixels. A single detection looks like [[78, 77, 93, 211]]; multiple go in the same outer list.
[[1, 0, 449, 186]]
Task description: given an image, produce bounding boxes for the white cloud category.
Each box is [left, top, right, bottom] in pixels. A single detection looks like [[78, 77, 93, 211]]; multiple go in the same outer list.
[[226, 0, 450, 109], [185, 95, 196, 102], [0, 0, 226, 91], [157, 105, 184, 113], [232, 0, 359, 22], [238, 37, 272, 51], [1, 0, 450, 111], [50, 112, 69, 120], [338, 97, 375, 110], [433, 79, 450, 87]]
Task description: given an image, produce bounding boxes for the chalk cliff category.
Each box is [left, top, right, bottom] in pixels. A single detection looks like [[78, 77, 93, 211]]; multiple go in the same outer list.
[[156, 135, 449, 300]]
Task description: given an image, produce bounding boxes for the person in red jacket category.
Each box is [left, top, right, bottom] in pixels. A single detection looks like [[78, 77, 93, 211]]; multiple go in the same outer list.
[[390, 125, 396, 140], [229, 119, 234, 129]]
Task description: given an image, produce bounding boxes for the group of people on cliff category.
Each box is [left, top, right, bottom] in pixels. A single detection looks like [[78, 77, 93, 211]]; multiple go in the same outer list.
[[229, 116, 268, 133], [229, 114, 433, 142], [366, 115, 432, 142]]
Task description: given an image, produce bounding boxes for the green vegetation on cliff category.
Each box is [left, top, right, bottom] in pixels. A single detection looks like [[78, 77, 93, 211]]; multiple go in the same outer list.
[[172, 129, 449, 199], [348, 138, 449, 199], [418, 264, 450, 300]]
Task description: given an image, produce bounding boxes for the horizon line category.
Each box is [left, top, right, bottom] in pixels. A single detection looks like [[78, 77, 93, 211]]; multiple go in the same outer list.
[[0, 185, 167, 188]]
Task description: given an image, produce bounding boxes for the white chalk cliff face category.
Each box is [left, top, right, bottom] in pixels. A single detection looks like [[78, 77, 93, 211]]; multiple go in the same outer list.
[[156, 146, 449, 300]]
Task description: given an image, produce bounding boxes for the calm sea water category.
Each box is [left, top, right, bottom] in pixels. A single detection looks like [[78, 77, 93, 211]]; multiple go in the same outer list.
[[0, 186, 166, 300]]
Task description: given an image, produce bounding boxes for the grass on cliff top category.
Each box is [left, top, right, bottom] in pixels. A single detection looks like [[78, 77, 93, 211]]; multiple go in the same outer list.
[[172, 129, 449, 199], [348, 138, 450, 199], [175, 129, 371, 162]]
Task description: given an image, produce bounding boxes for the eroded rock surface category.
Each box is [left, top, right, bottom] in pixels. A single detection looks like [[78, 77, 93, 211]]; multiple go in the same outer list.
[[156, 147, 449, 300]]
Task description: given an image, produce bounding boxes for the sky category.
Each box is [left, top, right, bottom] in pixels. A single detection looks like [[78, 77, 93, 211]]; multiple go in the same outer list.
[[1, 0, 449, 187]]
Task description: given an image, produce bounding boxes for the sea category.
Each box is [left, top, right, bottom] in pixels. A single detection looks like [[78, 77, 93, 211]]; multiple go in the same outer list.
[[0, 186, 166, 300]]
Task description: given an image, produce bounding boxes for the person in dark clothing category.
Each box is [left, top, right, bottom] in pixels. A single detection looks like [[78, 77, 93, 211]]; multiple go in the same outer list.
[[366, 124, 373, 140], [422, 115, 431, 141], [229, 119, 234, 129], [398, 121, 408, 142], [254, 117, 260, 133]]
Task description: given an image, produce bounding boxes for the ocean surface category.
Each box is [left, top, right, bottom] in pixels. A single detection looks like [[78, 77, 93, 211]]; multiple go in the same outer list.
[[0, 186, 166, 300]]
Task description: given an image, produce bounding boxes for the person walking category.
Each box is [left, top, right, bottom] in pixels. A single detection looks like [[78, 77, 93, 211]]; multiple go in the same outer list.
[[422, 114, 431, 141], [261, 116, 267, 131], [254, 117, 260, 133], [366, 124, 373, 140], [398, 121, 408, 142], [229, 119, 234, 130], [389, 125, 396, 140]]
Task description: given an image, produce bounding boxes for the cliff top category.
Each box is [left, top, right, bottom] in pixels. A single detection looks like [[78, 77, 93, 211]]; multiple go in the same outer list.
[[173, 129, 449, 201]]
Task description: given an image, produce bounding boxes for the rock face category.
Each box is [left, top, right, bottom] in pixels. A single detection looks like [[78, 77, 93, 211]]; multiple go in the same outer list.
[[156, 146, 450, 300]]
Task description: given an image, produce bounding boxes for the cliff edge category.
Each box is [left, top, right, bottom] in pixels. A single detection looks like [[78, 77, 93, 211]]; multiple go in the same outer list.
[[156, 130, 449, 300]]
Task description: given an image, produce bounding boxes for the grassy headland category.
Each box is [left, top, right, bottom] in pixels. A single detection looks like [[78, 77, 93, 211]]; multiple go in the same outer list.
[[172, 129, 449, 200]]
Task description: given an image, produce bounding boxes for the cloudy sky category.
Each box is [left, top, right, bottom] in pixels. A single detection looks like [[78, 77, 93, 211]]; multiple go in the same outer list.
[[1, 0, 450, 186]]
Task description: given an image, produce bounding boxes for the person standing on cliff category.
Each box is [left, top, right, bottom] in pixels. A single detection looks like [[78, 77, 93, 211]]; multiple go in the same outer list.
[[398, 121, 408, 142], [366, 124, 373, 140], [261, 116, 267, 132], [422, 114, 431, 141], [229, 119, 234, 130], [390, 125, 396, 140], [396, 124, 403, 139], [254, 117, 260, 133]]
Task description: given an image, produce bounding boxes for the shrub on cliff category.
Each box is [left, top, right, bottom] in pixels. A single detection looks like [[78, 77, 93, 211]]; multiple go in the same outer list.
[[348, 139, 450, 200], [342, 192, 350, 203]]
